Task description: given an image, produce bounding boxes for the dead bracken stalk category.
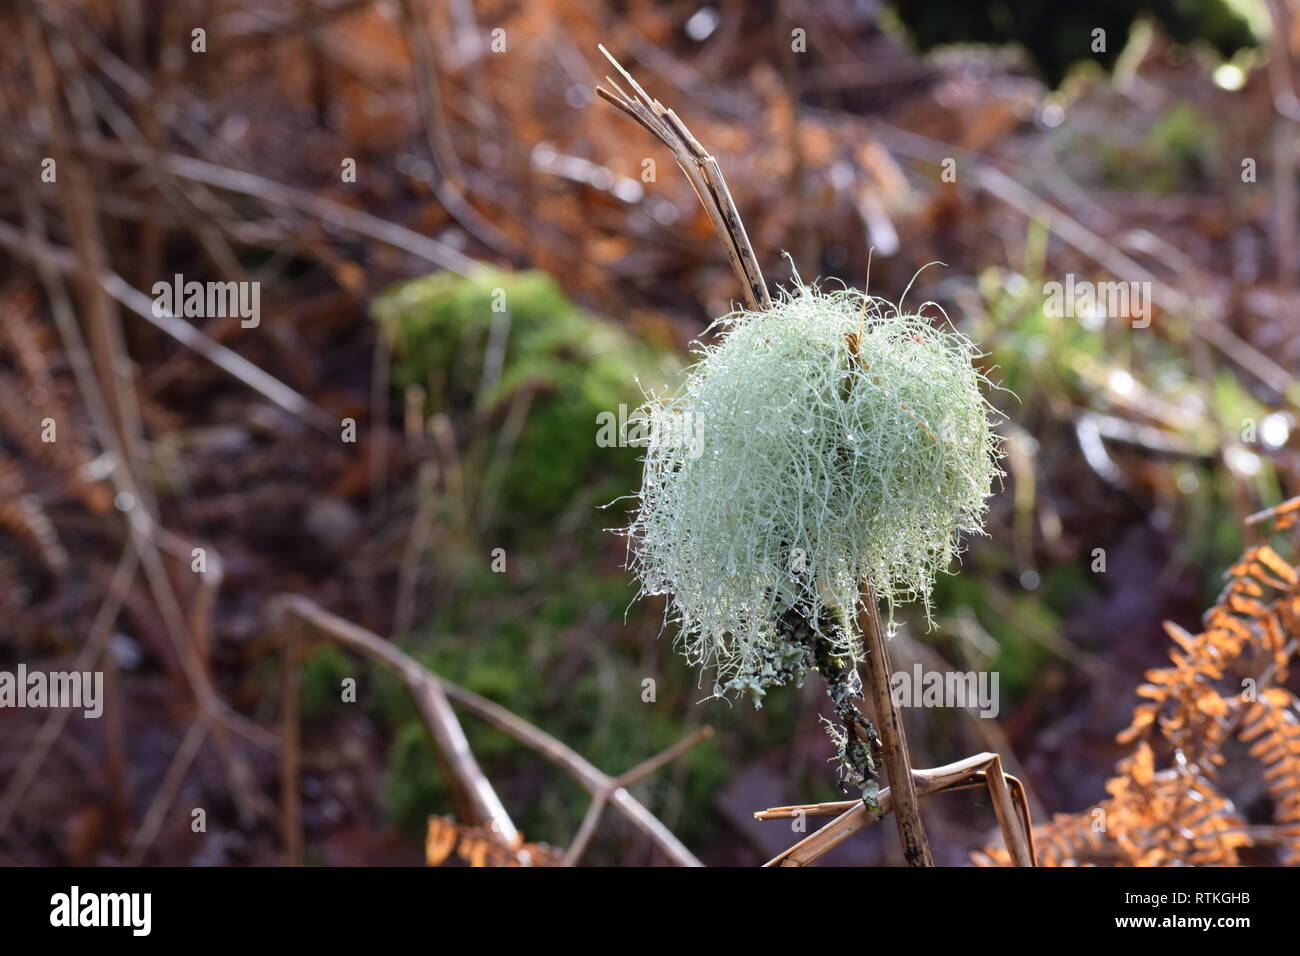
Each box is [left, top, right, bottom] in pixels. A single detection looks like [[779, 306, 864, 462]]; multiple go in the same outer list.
[[600, 45, 915, 865], [757, 751, 1035, 867], [857, 582, 934, 865], [596, 45, 772, 312], [596, 44, 1031, 867]]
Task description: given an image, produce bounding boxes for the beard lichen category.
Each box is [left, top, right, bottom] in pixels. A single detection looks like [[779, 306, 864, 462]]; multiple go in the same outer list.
[[622, 280, 1002, 804]]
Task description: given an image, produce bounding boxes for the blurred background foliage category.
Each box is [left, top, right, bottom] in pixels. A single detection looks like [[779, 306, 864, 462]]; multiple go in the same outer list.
[[885, 0, 1256, 86], [2, 0, 1299, 866]]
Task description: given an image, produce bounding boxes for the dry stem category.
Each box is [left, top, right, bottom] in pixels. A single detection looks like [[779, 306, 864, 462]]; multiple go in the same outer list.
[[858, 582, 933, 866], [271, 595, 708, 866], [596, 45, 771, 312], [759, 751, 1036, 867]]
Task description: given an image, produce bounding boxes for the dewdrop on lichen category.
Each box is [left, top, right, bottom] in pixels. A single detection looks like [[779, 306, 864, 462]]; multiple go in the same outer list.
[[623, 281, 1002, 703]]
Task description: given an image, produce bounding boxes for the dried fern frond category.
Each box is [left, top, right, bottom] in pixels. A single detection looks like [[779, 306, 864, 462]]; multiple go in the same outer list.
[[0, 456, 67, 572], [424, 815, 562, 868], [0, 371, 109, 513], [978, 756, 1249, 868], [1240, 687, 1300, 865], [980, 501, 1300, 866]]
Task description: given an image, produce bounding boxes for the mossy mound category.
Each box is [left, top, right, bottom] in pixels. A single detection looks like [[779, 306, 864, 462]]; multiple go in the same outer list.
[[372, 267, 674, 523]]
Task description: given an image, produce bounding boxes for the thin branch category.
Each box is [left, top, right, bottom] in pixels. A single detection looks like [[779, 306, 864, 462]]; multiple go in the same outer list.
[[858, 582, 933, 866], [759, 751, 1036, 867], [616, 726, 713, 788], [270, 595, 518, 847], [281, 645, 303, 866], [398, 0, 520, 258], [7, 219, 259, 837], [22, 3, 154, 514], [73, 136, 479, 277], [562, 791, 610, 867], [562, 726, 714, 866], [126, 717, 211, 865], [270, 594, 706, 866], [0, 541, 139, 834], [0, 219, 335, 433], [596, 45, 771, 312], [1246, 493, 1300, 526]]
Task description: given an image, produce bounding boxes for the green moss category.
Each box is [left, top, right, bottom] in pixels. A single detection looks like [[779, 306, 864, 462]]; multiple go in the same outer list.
[[371, 267, 675, 524], [372, 268, 577, 403], [299, 644, 360, 715]]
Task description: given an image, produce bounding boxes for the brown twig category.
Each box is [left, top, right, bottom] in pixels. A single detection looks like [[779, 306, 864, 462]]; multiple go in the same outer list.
[[857, 582, 933, 866], [562, 726, 714, 866], [281, 645, 303, 866], [438, 678, 708, 867], [596, 45, 771, 312], [22, 3, 153, 514], [270, 594, 516, 846], [270, 594, 707, 866], [0, 219, 335, 433], [126, 718, 211, 865], [1246, 492, 1300, 526], [3, 76, 284, 810], [398, 0, 519, 258], [758, 751, 1036, 867], [0, 541, 139, 835]]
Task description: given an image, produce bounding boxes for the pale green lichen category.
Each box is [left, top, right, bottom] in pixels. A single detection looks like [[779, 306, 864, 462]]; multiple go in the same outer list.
[[624, 280, 1002, 700]]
